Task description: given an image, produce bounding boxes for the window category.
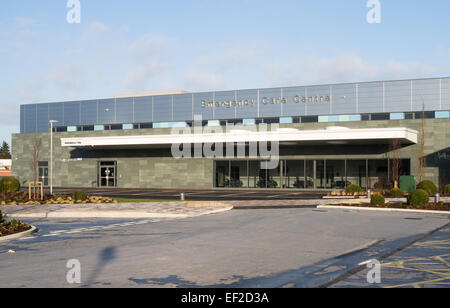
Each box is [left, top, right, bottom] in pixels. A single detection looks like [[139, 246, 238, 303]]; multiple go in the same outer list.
[[361, 115, 370, 121], [435, 111, 449, 119], [243, 119, 255, 126], [415, 111, 435, 119], [94, 125, 104, 131], [371, 113, 390, 121], [405, 113, 414, 120], [263, 118, 279, 124], [111, 124, 123, 130], [280, 117, 293, 124], [301, 116, 319, 123], [390, 113, 404, 120], [140, 123, 153, 129], [67, 126, 77, 132], [56, 127, 67, 132], [123, 124, 133, 130]]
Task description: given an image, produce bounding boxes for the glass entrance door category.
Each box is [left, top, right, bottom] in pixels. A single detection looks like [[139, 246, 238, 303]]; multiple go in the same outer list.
[[38, 162, 49, 187], [98, 161, 117, 187]]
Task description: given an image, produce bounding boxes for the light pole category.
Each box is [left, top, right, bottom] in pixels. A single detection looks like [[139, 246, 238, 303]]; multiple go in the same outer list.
[[49, 120, 59, 195]]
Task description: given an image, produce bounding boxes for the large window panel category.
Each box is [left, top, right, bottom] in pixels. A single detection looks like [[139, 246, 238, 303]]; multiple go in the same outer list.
[[214, 91, 237, 120], [80, 100, 98, 125], [285, 160, 305, 189], [331, 84, 357, 115], [116, 98, 134, 124], [153, 95, 172, 122], [259, 88, 283, 118], [282, 87, 306, 117], [194, 92, 214, 121], [358, 82, 383, 113], [24, 104, 37, 133], [36, 103, 49, 133], [173, 94, 193, 121], [63, 101, 81, 126], [347, 160, 367, 189], [134, 96, 153, 123], [98, 99, 116, 124], [305, 85, 332, 116], [369, 159, 389, 189], [326, 160, 346, 189], [49, 103, 64, 127], [236, 89, 258, 119]]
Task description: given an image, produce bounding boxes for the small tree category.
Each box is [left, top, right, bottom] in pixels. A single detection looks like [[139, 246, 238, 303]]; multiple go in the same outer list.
[[30, 136, 42, 184], [417, 100, 427, 183], [389, 139, 401, 188]]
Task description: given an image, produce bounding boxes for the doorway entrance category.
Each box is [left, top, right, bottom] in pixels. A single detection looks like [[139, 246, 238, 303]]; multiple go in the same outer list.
[[98, 161, 117, 187], [38, 162, 49, 187]]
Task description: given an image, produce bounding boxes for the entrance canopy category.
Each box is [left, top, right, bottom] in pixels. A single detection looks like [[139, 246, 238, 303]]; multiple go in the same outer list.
[[61, 127, 418, 149]]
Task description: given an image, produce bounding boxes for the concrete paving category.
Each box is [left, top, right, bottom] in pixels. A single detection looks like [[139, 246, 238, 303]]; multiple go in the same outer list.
[[0, 208, 448, 288], [0, 201, 233, 219]]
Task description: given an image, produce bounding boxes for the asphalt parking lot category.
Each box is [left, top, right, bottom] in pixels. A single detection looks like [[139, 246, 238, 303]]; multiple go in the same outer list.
[[46, 188, 327, 201], [1, 208, 448, 288]]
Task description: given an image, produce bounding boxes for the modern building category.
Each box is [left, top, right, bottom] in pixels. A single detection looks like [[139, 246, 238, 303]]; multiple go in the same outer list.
[[12, 77, 450, 190]]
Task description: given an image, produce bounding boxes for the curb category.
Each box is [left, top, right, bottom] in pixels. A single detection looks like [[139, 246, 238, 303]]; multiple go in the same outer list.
[[317, 205, 450, 215], [0, 225, 37, 243]]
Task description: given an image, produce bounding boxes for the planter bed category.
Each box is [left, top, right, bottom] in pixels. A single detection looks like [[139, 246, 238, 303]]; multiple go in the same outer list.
[[330, 202, 450, 212]]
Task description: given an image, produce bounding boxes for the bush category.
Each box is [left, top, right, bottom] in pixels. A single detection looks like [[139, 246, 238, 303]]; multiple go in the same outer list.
[[346, 184, 363, 194], [443, 184, 450, 196], [73, 190, 87, 201], [371, 194, 385, 206], [0, 177, 21, 193], [407, 189, 429, 208], [416, 180, 438, 196], [390, 188, 403, 197]]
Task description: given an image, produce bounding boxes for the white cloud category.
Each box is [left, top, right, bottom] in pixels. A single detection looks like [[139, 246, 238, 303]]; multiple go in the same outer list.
[[81, 21, 109, 41], [183, 71, 228, 91], [263, 52, 442, 87], [124, 33, 175, 90]]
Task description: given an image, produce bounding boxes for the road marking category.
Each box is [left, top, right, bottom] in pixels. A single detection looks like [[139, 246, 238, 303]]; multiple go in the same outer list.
[[18, 219, 162, 241]]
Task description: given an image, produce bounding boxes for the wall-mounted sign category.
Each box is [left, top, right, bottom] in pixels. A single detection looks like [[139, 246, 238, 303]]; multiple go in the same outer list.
[[201, 95, 331, 109]]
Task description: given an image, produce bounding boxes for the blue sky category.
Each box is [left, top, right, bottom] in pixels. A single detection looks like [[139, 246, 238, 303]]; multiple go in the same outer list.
[[1, 0, 450, 144]]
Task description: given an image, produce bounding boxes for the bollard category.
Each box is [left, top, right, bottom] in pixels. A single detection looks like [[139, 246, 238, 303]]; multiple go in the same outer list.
[[367, 189, 371, 199], [435, 193, 440, 204], [180, 193, 185, 201]]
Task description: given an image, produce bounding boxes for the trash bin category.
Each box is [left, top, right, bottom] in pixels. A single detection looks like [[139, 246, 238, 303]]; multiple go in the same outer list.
[[400, 176, 415, 193]]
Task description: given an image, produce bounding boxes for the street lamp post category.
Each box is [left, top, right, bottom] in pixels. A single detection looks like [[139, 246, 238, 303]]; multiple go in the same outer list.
[[49, 120, 59, 195]]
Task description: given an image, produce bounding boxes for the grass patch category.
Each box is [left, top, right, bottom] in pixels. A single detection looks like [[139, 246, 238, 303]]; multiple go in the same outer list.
[[113, 198, 179, 203]]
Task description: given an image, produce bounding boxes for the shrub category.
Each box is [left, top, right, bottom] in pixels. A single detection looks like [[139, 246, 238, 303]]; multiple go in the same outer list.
[[407, 189, 429, 208], [416, 180, 438, 196], [390, 188, 403, 197], [443, 184, 450, 196], [0, 177, 21, 193], [346, 184, 363, 194], [73, 190, 87, 201], [371, 194, 385, 206]]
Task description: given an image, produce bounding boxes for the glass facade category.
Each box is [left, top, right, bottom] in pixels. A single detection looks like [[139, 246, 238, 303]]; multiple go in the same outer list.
[[214, 159, 411, 190], [20, 77, 450, 134]]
